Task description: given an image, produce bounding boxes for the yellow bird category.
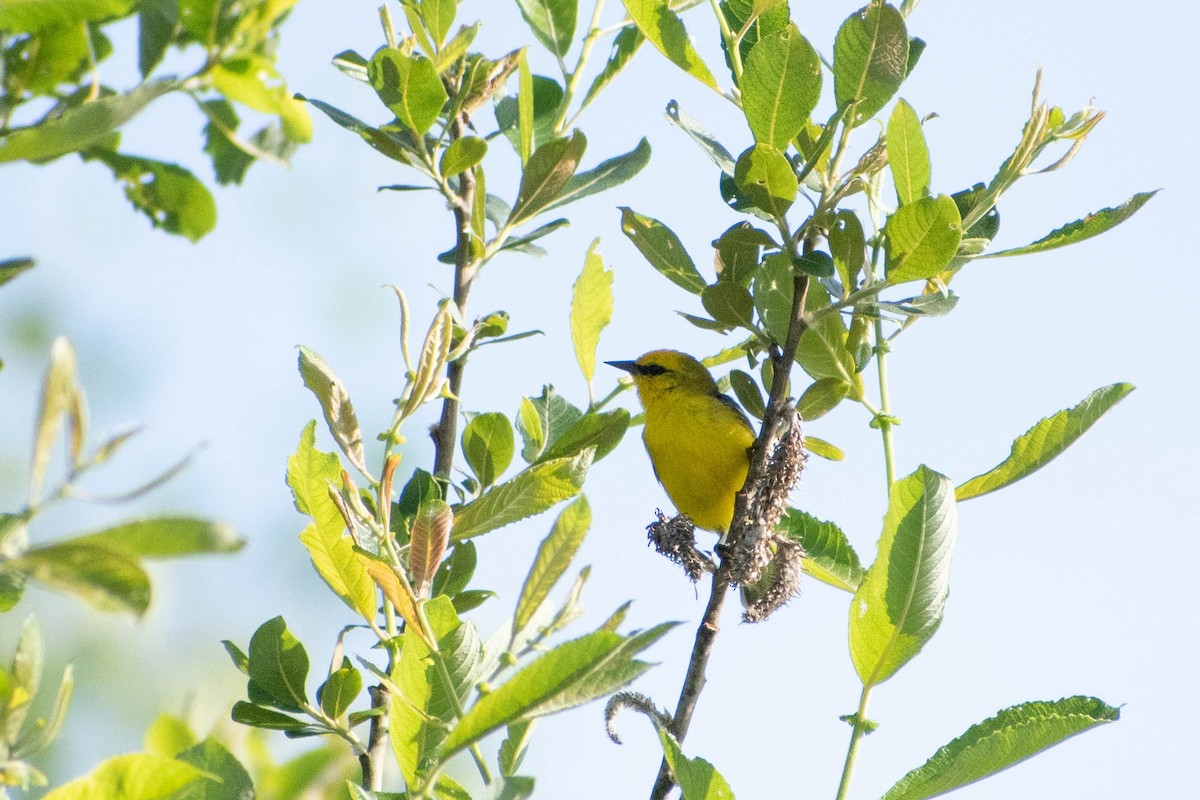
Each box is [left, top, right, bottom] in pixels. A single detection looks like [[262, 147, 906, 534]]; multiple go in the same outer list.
[[607, 350, 756, 535]]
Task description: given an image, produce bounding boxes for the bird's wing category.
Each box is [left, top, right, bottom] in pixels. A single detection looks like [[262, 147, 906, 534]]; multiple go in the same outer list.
[[714, 392, 756, 436]]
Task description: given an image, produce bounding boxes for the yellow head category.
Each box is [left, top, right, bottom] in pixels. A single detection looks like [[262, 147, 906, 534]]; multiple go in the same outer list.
[[604, 350, 720, 408]]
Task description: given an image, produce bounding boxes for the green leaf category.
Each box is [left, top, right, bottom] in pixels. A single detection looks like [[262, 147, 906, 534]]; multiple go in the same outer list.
[[713, 223, 774, 286], [0, 0, 135, 34], [656, 727, 735, 800], [6, 615, 43, 744], [741, 23, 821, 150], [494, 74, 564, 156], [830, 210, 866, 292], [301, 96, 416, 164], [850, 465, 958, 687], [210, 56, 311, 142], [514, 496, 591, 635], [728, 370, 765, 420], [432, 541, 477, 598], [797, 377, 850, 421], [0, 78, 174, 160], [439, 136, 487, 177], [199, 99, 254, 186], [752, 251, 794, 344], [956, 383, 1134, 501], [332, 49, 369, 82], [979, 191, 1157, 259], [619, 207, 705, 294], [451, 450, 594, 540], [733, 143, 797, 218], [702, 282, 755, 329], [510, 131, 588, 225], [543, 137, 651, 213], [368, 46, 448, 137], [420, 0, 458, 47], [570, 241, 614, 396], [496, 218, 569, 257], [297, 346, 367, 476], [462, 412, 516, 489], [318, 660, 363, 720], [138, 0, 176, 78], [176, 738, 255, 800], [499, 719, 537, 777], [833, 2, 908, 127], [777, 508, 863, 592], [796, 284, 856, 385], [885, 195, 963, 282], [516, 386, 583, 463], [144, 713, 195, 757], [0, 257, 35, 288], [804, 435, 844, 461], [664, 100, 736, 175], [71, 516, 242, 558], [433, 22, 479, 73], [41, 754, 208, 800], [29, 337, 79, 502], [888, 98, 930, 206], [537, 409, 629, 463], [582, 26, 644, 108], [881, 697, 1120, 800], [15, 542, 150, 616], [83, 150, 216, 242], [289, 422, 377, 620], [795, 251, 835, 278], [443, 623, 676, 755], [247, 616, 309, 713], [514, 0, 578, 58], [621, 0, 719, 90], [230, 701, 309, 731], [390, 597, 481, 785]]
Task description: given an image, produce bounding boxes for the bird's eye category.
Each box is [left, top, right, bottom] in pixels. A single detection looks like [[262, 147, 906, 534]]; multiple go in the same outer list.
[[637, 363, 668, 376]]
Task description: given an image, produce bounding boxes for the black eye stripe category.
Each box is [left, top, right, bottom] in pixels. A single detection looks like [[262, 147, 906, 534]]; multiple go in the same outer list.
[[636, 364, 668, 376]]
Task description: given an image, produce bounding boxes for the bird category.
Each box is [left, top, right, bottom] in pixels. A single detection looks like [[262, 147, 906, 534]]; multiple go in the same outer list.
[[606, 350, 756, 536]]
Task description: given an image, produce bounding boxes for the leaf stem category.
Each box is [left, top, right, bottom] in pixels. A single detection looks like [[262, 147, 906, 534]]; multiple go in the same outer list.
[[708, 0, 743, 84], [554, 0, 607, 134], [834, 685, 874, 800]]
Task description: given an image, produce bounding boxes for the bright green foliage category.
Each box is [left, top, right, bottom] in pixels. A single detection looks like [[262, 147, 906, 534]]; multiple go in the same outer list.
[[247, 616, 310, 713], [514, 0, 578, 57], [850, 466, 958, 687], [741, 24, 821, 150], [885, 195, 963, 282], [621, 0, 719, 90], [462, 413, 517, 489], [833, 2, 909, 126], [451, 450, 594, 540], [516, 386, 584, 463], [734, 143, 797, 218], [546, 139, 651, 214], [957, 383, 1135, 501], [510, 131, 588, 224], [391, 597, 482, 784], [1, 0, 308, 240], [369, 47, 448, 137], [442, 623, 677, 755], [289, 422, 377, 620], [14, 543, 151, 616], [881, 697, 1120, 800], [41, 754, 209, 800], [797, 377, 850, 421], [440, 136, 489, 176], [980, 191, 1157, 258], [777, 508, 864, 593], [570, 241, 615, 398], [888, 99, 930, 206], [176, 738, 256, 800], [514, 496, 591, 635], [656, 727, 735, 800], [72, 517, 243, 558], [298, 346, 368, 476], [619, 208, 706, 294], [702, 282, 755, 330], [582, 27, 644, 108]]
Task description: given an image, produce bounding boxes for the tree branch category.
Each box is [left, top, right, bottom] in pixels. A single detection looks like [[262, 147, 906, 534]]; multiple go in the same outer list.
[[649, 271, 811, 799]]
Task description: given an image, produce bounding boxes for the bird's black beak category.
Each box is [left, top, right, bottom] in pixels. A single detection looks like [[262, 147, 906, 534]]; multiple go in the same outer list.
[[605, 360, 638, 374]]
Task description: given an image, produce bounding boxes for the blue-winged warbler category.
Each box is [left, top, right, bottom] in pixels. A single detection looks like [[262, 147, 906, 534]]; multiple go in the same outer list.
[[607, 350, 756, 535]]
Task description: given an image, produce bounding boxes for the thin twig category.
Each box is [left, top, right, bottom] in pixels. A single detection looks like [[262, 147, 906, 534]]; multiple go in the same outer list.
[[360, 684, 390, 790]]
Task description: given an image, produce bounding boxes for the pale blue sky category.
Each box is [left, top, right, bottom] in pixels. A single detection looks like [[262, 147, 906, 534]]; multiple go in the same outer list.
[[1, 1, 1196, 797]]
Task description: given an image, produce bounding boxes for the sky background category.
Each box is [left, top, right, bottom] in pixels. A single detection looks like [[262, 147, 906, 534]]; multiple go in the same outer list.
[[1, 0, 1197, 798]]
